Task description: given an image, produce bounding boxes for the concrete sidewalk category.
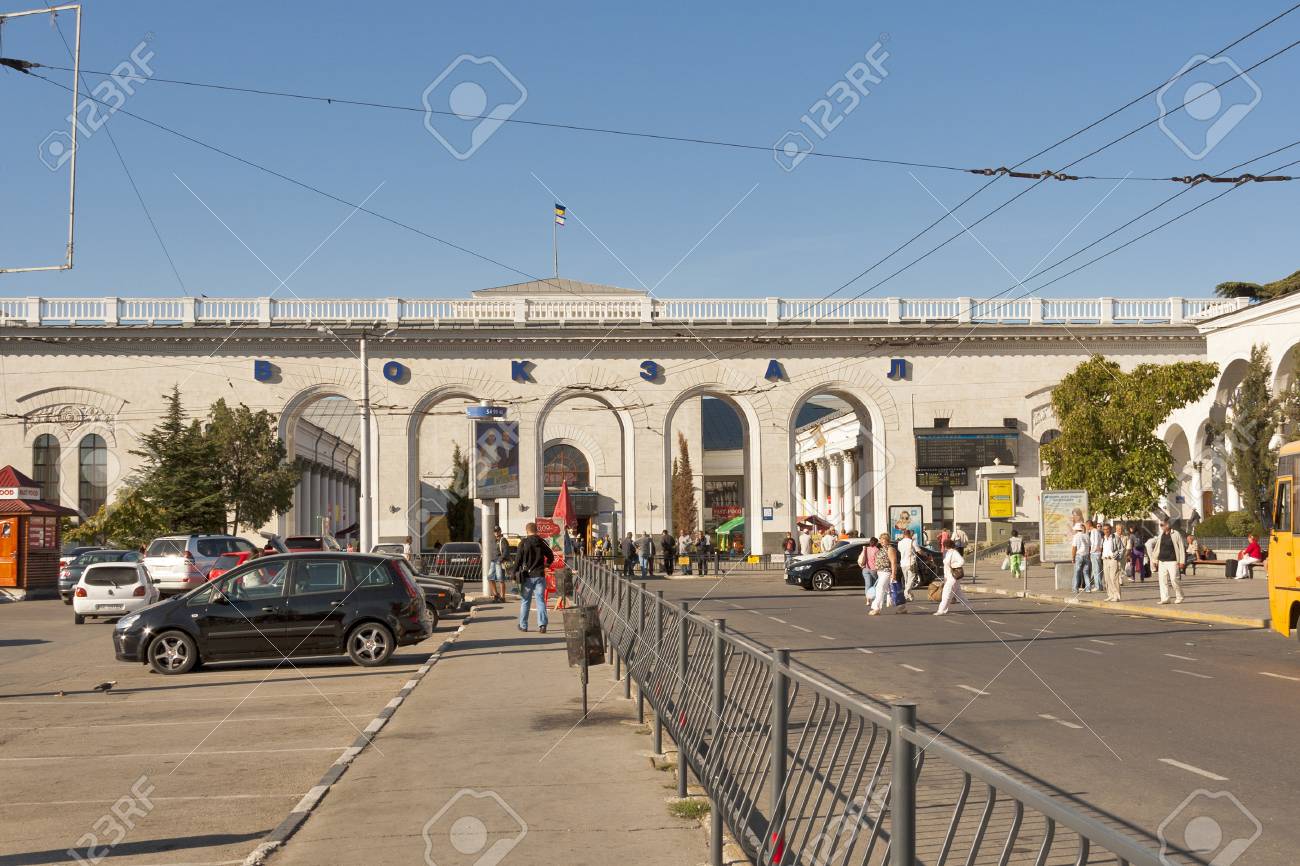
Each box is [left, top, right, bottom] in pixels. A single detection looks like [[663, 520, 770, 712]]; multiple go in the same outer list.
[[959, 560, 1270, 628], [266, 602, 707, 866]]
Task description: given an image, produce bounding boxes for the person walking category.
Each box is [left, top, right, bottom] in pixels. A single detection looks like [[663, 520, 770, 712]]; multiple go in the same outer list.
[[488, 527, 510, 603], [1100, 523, 1123, 602], [660, 529, 678, 576], [1115, 523, 1131, 583], [1086, 521, 1103, 593], [857, 537, 879, 605], [696, 531, 713, 575], [935, 537, 967, 615], [782, 532, 797, 568], [937, 525, 951, 552], [513, 522, 554, 633], [1006, 529, 1025, 581], [897, 529, 919, 600], [621, 532, 636, 577], [1128, 522, 1148, 582], [1071, 523, 1090, 592], [870, 532, 907, 615], [679, 530, 694, 575], [1146, 518, 1186, 604], [638, 531, 654, 578], [799, 527, 813, 556]]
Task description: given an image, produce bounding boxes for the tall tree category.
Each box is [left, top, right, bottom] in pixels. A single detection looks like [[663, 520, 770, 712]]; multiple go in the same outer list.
[[1041, 356, 1218, 516], [1211, 345, 1285, 527], [206, 399, 300, 535], [130, 387, 225, 533], [65, 482, 169, 550], [446, 443, 474, 541], [672, 431, 698, 534]]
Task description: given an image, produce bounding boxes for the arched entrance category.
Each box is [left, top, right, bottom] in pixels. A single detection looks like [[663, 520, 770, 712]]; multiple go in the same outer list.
[[279, 390, 361, 540], [537, 392, 631, 548], [1204, 357, 1253, 514], [786, 386, 885, 539], [411, 392, 482, 547], [1162, 424, 1193, 522]]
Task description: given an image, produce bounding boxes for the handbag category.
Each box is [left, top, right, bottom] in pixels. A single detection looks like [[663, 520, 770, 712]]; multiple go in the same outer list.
[[951, 566, 965, 580], [1000, 556, 1010, 571], [890, 579, 907, 606], [927, 581, 943, 602]]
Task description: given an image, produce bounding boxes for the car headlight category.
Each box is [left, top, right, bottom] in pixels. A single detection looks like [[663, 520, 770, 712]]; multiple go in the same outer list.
[[790, 563, 812, 571], [116, 613, 141, 631]]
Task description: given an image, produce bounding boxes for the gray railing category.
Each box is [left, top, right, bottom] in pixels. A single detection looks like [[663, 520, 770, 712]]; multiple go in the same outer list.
[[0, 295, 1248, 328], [575, 557, 1163, 866]]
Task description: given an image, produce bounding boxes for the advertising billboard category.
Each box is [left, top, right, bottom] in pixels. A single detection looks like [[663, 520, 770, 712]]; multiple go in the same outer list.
[[1039, 490, 1088, 563], [472, 419, 520, 500]]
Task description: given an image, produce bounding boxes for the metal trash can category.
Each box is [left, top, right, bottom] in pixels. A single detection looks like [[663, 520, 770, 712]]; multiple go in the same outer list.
[[561, 605, 605, 668]]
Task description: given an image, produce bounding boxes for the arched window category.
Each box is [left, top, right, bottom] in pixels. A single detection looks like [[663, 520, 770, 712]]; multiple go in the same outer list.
[[32, 434, 60, 502], [78, 434, 108, 516], [543, 443, 590, 489]]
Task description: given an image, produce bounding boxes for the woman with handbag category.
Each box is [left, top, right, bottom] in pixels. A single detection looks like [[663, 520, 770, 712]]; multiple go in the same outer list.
[[934, 537, 967, 615], [870, 532, 908, 615], [857, 537, 879, 604]]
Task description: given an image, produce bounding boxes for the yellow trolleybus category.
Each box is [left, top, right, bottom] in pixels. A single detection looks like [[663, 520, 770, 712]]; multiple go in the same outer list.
[[1268, 440, 1299, 637]]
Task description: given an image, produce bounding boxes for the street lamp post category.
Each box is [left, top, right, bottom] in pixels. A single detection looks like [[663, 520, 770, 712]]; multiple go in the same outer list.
[[359, 335, 373, 553]]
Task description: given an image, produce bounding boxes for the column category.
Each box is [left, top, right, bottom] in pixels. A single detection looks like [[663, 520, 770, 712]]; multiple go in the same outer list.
[[816, 458, 829, 525], [797, 464, 810, 517], [828, 455, 843, 532], [842, 451, 857, 535]]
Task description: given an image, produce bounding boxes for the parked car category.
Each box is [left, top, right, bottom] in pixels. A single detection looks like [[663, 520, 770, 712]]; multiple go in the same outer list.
[[284, 535, 342, 552], [73, 562, 160, 624], [370, 542, 404, 557], [785, 540, 943, 592], [59, 549, 141, 603], [431, 542, 482, 580], [59, 546, 100, 570], [113, 552, 433, 675], [207, 550, 254, 581], [143, 535, 259, 596]]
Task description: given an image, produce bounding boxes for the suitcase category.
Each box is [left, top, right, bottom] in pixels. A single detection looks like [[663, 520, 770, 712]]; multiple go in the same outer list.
[[1225, 559, 1237, 579]]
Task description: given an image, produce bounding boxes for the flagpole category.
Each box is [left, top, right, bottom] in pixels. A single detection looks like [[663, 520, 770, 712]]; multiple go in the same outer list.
[[552, 217, 559, 278]]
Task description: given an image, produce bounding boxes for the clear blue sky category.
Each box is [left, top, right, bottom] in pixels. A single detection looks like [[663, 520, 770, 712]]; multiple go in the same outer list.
[[1, 0, 1296, 300]]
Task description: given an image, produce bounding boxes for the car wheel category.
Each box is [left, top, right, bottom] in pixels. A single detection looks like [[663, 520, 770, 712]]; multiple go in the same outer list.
[[424, 602, 440, 629], [347, 623, 395, 667], [73, 613, 85, 624], [148, 631, 199, 675], [811, 571, 835, 592]]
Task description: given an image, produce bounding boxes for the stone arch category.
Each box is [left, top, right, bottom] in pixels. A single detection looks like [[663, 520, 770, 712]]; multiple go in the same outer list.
[[1162, 423, 1194, 521], [278, 383, 364, 538], [534, 387, 638, 535], [542, 431, 607, 480], [15, 387, 131, 509], [787, 363, 902, 432], [783, 381, 890, 536]]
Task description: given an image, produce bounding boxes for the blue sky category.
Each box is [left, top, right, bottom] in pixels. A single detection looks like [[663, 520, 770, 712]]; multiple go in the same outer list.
[[1, 0, 1297, 300]]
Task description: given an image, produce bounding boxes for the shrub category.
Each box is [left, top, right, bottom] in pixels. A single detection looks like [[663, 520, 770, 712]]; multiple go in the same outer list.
[[1195, 510, 1263, 538]]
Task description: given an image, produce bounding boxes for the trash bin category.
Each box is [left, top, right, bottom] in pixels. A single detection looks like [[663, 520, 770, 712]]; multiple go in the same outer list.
[[561, 605, 605, 668]]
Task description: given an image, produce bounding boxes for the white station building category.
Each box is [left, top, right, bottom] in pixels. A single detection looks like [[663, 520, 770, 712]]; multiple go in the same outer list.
[[1, 281, 1295, 559]]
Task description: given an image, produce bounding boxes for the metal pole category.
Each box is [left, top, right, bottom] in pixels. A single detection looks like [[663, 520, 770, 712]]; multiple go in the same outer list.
[[653, 590, 664, 755], [358, 336, 373, 552], [710, 619, 726, 866], [770, 647, 790, 862], [677, 600, 689, 799], [890, 702, 918, 866]]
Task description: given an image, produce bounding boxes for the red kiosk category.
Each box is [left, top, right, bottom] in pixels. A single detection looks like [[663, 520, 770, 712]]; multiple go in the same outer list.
[[0, 467, 80, 599]]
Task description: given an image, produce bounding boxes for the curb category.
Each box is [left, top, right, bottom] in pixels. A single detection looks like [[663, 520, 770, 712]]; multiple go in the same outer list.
[[241, 610, 478, 866], [960, 584, 1269, 628]]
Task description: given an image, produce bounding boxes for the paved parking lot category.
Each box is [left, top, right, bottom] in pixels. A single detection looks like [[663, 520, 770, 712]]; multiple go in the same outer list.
[[0, 599, 452, 866]]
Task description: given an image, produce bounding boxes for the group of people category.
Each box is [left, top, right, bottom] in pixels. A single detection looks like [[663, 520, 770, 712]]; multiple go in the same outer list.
[[617, 530, 715, 577], [850, 529, 972, 616], [1070, 518, 1193, 604]]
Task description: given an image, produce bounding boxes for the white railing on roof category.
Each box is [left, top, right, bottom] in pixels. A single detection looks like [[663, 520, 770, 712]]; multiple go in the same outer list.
[[0, 295, 1249, 328]]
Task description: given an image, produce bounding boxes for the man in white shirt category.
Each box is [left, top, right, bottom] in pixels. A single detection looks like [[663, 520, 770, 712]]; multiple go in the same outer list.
[[799, 527, 813, 556], [1087, 521, 1104, 593], [819, 529, 838, 553], [896, 529, 918, 600], [1071, 524, 1090, 592], [1100, 523, 1123, 601]]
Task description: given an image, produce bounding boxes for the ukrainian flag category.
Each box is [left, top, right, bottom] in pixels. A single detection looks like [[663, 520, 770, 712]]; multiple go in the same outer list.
[[554, 204, 566, 226]]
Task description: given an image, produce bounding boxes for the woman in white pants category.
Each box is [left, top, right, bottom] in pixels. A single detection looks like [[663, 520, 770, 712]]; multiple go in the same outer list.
[[935, 538, 967, 615], [870, 533, 909, 615]]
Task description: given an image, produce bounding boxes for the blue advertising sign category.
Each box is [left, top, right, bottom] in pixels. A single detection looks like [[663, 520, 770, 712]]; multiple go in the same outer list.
[[465, 405, 508, 419]]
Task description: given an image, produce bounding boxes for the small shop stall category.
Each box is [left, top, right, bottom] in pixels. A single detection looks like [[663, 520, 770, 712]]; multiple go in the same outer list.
[[0, 467, 80, 600]]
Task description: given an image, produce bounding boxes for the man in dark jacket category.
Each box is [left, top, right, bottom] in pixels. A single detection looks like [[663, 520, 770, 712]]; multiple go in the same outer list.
[[620, 532, 636, 577], [513, 523, 554, 633], [660, 529, 678, 576]]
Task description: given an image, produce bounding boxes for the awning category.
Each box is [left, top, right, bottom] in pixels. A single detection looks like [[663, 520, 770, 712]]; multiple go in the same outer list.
[[715, 516, 744, 535], [797, 514, 831, 530]]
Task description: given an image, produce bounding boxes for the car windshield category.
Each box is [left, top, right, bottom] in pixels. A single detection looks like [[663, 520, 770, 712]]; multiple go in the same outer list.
[[84, 565, 139, 587], [76, 550, 126, 565], [212, 553, 242, 569], [146, 538, 187, 557], [286, 536, 320, 547]]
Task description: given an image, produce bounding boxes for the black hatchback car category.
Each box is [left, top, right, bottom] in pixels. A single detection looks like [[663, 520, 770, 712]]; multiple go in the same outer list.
[[785, 540, 943, 591], [112, 552, 433, 675]]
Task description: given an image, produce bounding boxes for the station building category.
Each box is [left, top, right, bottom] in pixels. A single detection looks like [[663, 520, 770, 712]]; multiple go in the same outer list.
[[0, 281, 1293, 560]]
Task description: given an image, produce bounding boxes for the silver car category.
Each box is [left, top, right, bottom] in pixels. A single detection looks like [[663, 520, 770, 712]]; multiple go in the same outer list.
[[143, 534, 258, 595]]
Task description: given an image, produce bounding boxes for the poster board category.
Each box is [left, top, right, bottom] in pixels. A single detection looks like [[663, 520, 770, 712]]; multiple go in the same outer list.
[[1039, 490, 1088, 563], [986, 478, 1014, 519], [889, 505, 924, 542], [472, 419, 520, 499]]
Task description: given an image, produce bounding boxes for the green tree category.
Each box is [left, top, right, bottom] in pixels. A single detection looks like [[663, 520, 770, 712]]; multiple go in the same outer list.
[[66, 483, 169, 550], [206, 399, 300, 535], [671, 431, 698, 534], [1215, 268, 1300, 302], [1041, 356, 1218, 516], [446, 443, 474, 541], [130, 387, 225, 533], [1210, 344, 1295, 527]]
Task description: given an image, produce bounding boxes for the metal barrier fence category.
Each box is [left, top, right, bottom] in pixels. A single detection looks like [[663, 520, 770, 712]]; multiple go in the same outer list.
[[574, 557, 1164, 866]]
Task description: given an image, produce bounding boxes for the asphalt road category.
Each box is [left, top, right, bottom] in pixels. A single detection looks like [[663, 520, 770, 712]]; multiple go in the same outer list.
[[656, 573, 1300, 865], [0, 599, 453, 866]]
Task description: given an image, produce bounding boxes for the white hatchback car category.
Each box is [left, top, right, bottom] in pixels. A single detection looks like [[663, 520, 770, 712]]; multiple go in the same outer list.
[[73, 562, 160, 625]]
